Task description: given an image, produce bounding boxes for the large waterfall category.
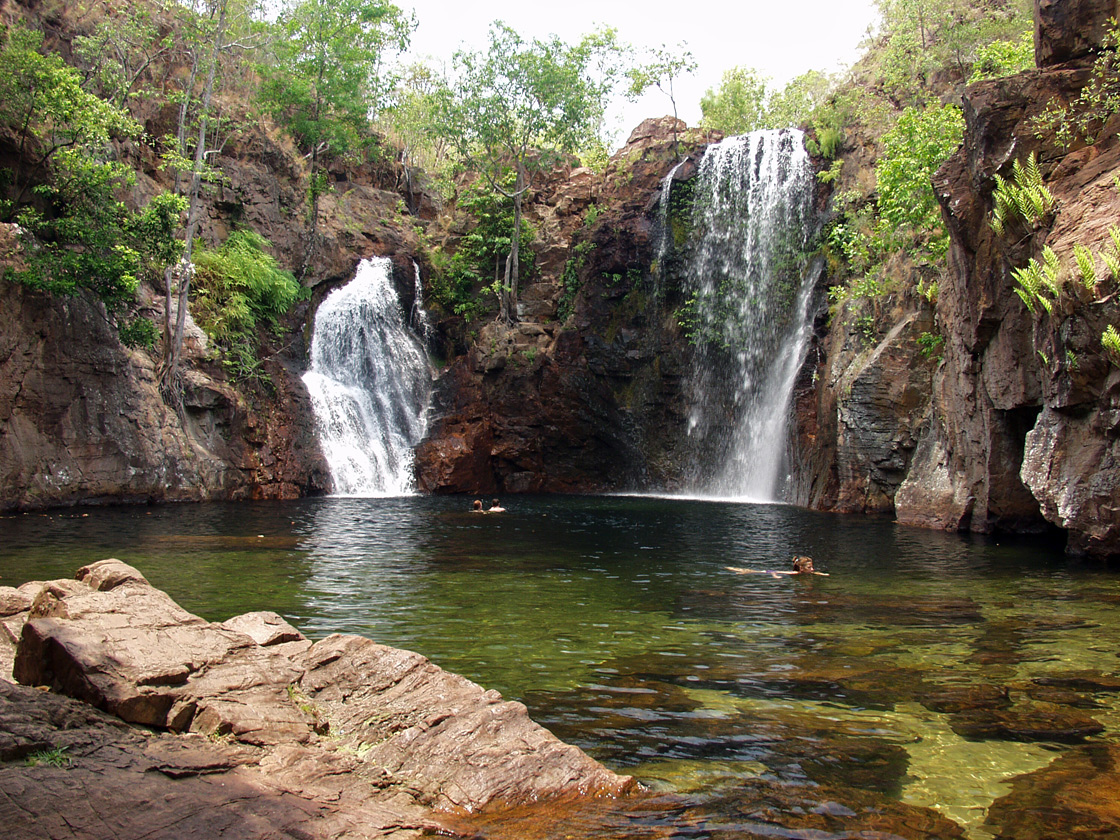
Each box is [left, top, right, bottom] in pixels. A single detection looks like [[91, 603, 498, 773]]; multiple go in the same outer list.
[[302, 258, 432, 496], [676, 129, 819, 502]]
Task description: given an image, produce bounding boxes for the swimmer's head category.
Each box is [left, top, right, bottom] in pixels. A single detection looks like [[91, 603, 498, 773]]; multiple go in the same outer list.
[[792, 556, 815, 574]]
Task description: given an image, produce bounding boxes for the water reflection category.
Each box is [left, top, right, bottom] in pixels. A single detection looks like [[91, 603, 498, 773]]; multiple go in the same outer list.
[[1, 496, 1117, 838]]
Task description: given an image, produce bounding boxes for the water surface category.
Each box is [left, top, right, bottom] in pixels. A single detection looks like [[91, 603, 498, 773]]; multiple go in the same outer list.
[[2, 495, 1117, 838]]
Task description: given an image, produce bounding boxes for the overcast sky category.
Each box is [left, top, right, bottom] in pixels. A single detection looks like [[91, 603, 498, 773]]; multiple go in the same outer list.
[[398, 0, 881, 144]]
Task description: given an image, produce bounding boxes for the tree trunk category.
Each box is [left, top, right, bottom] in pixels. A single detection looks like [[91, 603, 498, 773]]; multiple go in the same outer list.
[[161, 0, 226, 396], [504, 161, 525, 324]]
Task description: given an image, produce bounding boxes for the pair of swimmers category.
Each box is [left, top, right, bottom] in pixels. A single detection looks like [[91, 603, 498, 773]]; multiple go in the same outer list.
[[471, 499, 505, 513], [726, 555, 828, 578]]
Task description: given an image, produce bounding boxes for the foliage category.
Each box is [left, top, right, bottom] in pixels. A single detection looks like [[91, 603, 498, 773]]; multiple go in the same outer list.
[[968, 31, 1034, 82], [989, 153, 1055, 236], [72, 0, 178, 108], [558, 240, 595, 322], [875, 102, 963, 253], [119, 316, 160, 348], [699, 68, 835, 136], [26, 746, 71, 768], [191, 230, 304, 378], [917, 330, 945, 359], [434, 21, 629, 320], [430, 181, 536, 321], [1012, 229, 1120, 317], [1011, 244, 1061, 314], [1104, 324, 1120, 363], [627, 42, 698, 128], [379, 61, 455, 200], [873, 0, 1033, 107], [0, 26, 187, 314], [699, 67, 769, 135], [1031, 22, 1120, 147], [0, 26, 139, 218], [259, 0, 414, 162]]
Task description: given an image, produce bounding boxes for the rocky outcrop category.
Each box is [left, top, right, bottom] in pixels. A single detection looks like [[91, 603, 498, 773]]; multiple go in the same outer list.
[[893, 57, 1120, 552], [1, 560, 635, 838], [0, 258, 330, 509], [1033, 0, 1120, 67], [416, 118, 711, 494]]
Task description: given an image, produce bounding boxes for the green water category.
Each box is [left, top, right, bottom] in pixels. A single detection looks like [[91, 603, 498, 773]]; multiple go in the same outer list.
[[2, 495, 1118, 838]]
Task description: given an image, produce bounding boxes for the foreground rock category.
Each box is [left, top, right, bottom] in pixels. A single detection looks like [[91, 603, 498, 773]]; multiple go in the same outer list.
[[1, 560, 634, 838]]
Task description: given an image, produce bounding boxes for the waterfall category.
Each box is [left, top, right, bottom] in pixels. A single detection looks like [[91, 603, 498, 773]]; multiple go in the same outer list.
[[677, 129, 819, 502], [302, 257, 432, 496]]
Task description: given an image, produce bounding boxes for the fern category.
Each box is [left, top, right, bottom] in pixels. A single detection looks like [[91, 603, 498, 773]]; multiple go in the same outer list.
[[1074, 244, 1098, 291], [1104, 324, 1120, 361], [989, 153, 1055, 235]]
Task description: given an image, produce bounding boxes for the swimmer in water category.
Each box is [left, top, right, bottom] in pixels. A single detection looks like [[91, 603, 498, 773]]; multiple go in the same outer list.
[[726, 555, 828, 578]]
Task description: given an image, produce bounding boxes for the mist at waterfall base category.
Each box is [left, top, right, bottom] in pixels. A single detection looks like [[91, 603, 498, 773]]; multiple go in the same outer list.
[[669, 129, 819, 504], [302, 258, 432, 496]]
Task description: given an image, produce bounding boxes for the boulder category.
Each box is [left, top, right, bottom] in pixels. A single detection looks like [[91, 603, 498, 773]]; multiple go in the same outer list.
[[7, 561, 635, 834]]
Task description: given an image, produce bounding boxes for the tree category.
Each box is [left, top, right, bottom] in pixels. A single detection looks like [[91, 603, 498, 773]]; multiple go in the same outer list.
[[876, 102, 963, 255], [436, 21, 628, 323], [0, 25, 183, 312], [699, 67, 770, 136], [627, 42, 697, 156], [260, 0, 413, 273]]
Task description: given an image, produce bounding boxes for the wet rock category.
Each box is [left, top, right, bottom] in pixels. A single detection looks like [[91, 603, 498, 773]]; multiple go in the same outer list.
[[920, 683, 1011, 714], [7, 560, 635, 835], [985, 742, 1120, 839], [948, 701, 1104, 742], [1030, 671, 1120, 693]]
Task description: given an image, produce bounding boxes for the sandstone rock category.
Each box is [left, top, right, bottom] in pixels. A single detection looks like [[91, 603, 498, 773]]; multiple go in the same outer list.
[[985, 742, 1120, 838], [893, 65, 1120, 552], [1034, 0, 1119, 68], [221, 610, 306, 646], [8, 564, 635, 832], [948, 701, 1104, 742], [0, 679, 444, 840]]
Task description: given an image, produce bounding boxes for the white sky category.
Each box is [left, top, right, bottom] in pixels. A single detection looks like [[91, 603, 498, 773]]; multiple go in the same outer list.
[[399, 0, 881, 144]]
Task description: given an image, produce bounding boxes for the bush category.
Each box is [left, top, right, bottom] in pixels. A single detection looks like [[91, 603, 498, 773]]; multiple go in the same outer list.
[[191, 230, 304, 379]]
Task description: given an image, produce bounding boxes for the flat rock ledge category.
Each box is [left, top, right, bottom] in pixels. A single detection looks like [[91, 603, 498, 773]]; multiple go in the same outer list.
[[0, 559, 635, 839]]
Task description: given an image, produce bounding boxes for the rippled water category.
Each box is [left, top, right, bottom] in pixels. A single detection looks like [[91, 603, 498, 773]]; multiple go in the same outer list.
[[2, 496, 1118, 838]]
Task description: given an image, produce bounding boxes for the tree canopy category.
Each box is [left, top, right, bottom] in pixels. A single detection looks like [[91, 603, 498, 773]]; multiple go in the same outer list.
[[435, 21, 630, 322]]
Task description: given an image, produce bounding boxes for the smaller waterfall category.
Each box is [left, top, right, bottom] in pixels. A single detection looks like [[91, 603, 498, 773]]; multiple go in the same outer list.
[[302, 258, 432, 496], [678, 129, 819, 502]]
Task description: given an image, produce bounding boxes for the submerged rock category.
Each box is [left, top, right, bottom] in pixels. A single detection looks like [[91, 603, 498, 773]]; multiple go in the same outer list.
[[3, 560, 635, 838], [986, 742, 1120, 839]]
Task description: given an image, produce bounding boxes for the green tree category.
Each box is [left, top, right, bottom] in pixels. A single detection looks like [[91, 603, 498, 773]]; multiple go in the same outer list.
[[0, 25, 184, 312], [700, 68, 835, 136], [699, 67, 770, 135], [72, 0, 179, 109], [436, 21, 628, 322], [381, 61, 454, 204], [876, 102, 964, 254], [260, 0, 413, 272], [627, 42, 697, 155]]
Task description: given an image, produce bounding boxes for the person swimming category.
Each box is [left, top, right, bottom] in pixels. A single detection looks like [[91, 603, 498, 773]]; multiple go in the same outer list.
[[471, 499, 485, 513], [488, 499, 506, 513], [726, 555, 828, 577]]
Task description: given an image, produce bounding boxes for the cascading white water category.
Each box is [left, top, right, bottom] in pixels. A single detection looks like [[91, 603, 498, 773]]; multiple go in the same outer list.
[[678, 129, 818, 502], [302, 257, 432, 496]]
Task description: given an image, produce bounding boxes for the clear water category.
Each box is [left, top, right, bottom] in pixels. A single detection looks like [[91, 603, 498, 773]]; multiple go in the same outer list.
[[2, 496, 1118, 839]]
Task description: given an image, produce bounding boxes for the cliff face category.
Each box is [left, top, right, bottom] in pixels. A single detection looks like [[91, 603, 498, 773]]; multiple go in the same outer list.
[[414, 118, 709, 494], [807, 0, 1120, 557]]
